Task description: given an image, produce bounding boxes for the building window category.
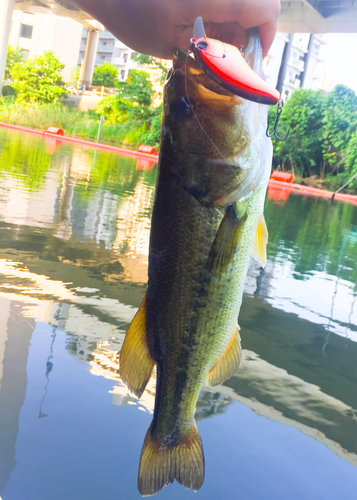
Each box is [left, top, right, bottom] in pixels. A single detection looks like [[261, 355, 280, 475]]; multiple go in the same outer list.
[[284, 89, 290, 99], [120, 69, 125, 79], [20, 23, 33, 39], [288, 70, 295, 85], [123, 53, 128, 63], [311, 41, 319, 56], [131, 52, 138, 60]]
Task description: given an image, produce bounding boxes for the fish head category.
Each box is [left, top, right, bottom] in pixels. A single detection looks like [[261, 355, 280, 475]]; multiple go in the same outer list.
[[162, 31, 272, 207]]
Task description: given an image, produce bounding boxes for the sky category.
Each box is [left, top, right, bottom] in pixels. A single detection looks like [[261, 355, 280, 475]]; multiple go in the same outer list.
[[320, 33, 357, 92]]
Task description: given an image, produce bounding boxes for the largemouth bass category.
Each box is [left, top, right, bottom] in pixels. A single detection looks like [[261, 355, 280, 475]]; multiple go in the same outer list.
[[120, 29, 272, 496]]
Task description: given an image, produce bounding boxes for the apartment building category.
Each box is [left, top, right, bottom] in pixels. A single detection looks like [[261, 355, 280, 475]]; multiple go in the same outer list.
[[8, 12, 137, 83], [264, 33, 326, 100], [78, 28, 138, 81]]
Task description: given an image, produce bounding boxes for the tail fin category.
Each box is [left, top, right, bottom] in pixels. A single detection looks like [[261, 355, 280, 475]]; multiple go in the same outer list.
[[138, 422, 204, 496]]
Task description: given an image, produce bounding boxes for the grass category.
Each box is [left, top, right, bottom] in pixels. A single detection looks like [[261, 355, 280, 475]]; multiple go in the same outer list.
[[0, 98, 150, 148]]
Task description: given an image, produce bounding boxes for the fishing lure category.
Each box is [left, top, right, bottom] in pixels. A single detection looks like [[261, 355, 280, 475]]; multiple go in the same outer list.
[[190, 17, 288, 140]]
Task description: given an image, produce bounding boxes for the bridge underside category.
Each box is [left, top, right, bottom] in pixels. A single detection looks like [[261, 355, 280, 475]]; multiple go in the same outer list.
[[13, 0, 357, 33], [280, 0, 357, 32], [14, 0, 96, 29]]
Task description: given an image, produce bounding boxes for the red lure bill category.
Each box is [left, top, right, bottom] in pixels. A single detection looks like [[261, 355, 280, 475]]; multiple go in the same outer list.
[[190, 36, 281, 106]]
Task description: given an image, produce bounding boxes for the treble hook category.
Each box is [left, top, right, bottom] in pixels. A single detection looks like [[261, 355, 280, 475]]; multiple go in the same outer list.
[[266, 98, 289, 141]]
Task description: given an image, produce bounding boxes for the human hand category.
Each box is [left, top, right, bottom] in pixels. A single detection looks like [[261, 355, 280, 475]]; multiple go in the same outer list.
[[73, 0, 280, 59]]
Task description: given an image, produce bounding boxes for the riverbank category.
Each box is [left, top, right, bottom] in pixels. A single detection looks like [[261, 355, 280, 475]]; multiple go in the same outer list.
[[0, 99, 150, 148]]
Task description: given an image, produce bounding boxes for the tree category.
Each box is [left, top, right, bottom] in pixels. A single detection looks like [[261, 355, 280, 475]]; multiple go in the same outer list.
[[345, 131, 357, 187], [321, 85, 357, 177], [97, 69, 154, 124], [270, 89, 326, 178], [5, 45, 24, 80], [92, 62, 119, 87], [10, 51, 66, 103], [132, 53, 168, 84], [68, 66, 80, 86]]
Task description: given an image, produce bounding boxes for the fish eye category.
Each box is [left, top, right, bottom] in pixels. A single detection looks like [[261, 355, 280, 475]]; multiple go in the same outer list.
[[169, 96, 194, 121]]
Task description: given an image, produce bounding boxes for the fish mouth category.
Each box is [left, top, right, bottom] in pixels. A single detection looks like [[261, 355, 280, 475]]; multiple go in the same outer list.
[[171, 49, 243, 109]]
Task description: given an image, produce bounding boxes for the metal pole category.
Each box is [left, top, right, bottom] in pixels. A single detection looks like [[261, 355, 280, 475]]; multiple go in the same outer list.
[[0, 0, 15, 95], [96, 114, 103, 143]]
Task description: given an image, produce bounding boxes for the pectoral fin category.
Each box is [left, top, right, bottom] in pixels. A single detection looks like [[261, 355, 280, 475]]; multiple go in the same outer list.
[[119, 294, 155, 398], [251, 215, 268, 268], [207, 323, 242, 386], [207, 205, 246, 274]]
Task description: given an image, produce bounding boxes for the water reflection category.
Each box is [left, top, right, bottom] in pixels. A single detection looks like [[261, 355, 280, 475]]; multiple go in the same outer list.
[[0, 128, 357, 498]]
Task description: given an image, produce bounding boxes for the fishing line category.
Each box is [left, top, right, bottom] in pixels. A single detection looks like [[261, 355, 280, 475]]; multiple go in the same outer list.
[[184, 53, 237, 175]]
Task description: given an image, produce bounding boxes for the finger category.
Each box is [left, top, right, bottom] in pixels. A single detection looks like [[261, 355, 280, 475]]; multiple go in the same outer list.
[[181, 0, 280, 56]]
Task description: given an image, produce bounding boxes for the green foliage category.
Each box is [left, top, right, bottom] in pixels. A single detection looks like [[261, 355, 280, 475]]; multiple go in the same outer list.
[[271, 85, 357, 187], [271, 89, 326, 177], [98, 69, 153, 124], [321, 85, 357, 176], [96, 69, 162, 146], [5, 45, 24, 80], [10, 51, 66, 103], [133, 53, 168, 83], [1, 85, 17, 97], [95, 55, 167, 147], [345, 131, 357, 187], [140, 104, 163, 145], [68, 66, 80, 86], [0, 100, 140, 146], [92, 62, 119, 87]]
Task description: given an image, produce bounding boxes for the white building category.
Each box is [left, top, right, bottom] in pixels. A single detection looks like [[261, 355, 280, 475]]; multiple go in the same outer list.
[[8, 11, 83, 81], [78, 28, 138, 81], [8, 11, 138, 84], [264, 32, 326, 100]]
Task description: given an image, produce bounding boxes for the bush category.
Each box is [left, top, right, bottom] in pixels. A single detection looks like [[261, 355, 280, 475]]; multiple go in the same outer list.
[[1, 85, 16, 97], [92, 62, 119, 88], [10, 51, 67, 103], [68, 66, 80, 87], [5, 45, 23, 80]]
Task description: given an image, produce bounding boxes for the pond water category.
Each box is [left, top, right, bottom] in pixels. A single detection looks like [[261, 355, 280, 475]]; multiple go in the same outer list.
[[0, 128, 357, 500]]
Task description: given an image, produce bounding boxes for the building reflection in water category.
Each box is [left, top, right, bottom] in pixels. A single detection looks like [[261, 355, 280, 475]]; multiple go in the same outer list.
[[0, 131, 357, 495]]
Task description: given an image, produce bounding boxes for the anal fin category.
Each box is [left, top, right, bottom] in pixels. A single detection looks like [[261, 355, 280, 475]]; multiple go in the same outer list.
[[119, 294, 155, 398], [207, 323, 242, 386], [251, 214, 268, 268]]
